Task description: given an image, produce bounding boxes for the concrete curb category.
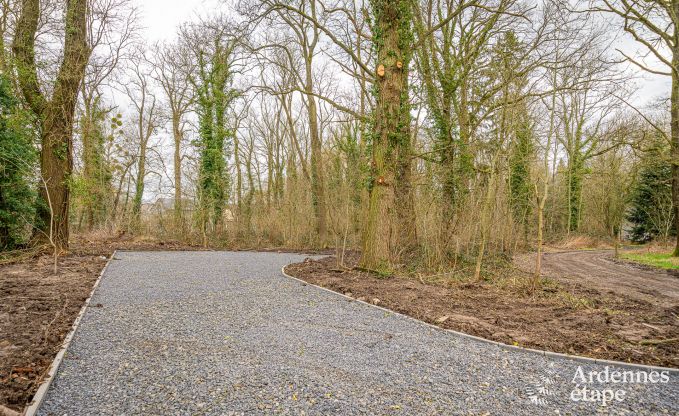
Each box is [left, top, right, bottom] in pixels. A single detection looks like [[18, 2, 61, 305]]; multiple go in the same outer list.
[[280, 265, 679, 375], [23, 250, 117, 416]]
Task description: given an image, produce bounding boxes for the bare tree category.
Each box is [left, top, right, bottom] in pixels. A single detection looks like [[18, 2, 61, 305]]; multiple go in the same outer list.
[[250, 0, 329, 246], [592, 0, 679, 255], [78, 0, 139, 230], [152, 40, 194, 229], [121, 49, 159, 227]]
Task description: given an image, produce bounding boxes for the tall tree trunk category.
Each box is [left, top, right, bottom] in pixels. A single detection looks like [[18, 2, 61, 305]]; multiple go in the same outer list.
[[360, 0, 413, 270], [111, 163, 131, 222], [395, 114, 417, 256], [132, 141, 147, 226], [534, 193, 546, 285], [172, 115, 183, 229], [81, 92, 109, 230], [306, 69, 327, 247], [281, 95, 310, 180], [13, 0, 90, 250], [233, 129, 244, 233], [123, 174, 131, 218], [81, 96, 95, 230], [534, 61, 559, 288], [672, 46, 679, 256], [244, 144, 255, 237]]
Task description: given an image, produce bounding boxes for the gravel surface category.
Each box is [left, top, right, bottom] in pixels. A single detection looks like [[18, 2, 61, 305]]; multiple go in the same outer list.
[[37, 251, 678, 415]]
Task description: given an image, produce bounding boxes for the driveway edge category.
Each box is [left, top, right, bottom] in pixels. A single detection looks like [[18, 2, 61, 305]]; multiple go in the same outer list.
[[23, 250, 117, 416]]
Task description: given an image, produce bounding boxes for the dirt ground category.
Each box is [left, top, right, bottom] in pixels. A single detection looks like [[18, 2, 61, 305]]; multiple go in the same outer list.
[[0, 249, 105, 412], [285, 251, 679, 369], [517, 250, 679, 307]]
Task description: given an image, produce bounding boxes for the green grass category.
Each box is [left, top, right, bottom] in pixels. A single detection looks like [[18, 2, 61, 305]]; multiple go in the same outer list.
[[620, 252, 679, 270]]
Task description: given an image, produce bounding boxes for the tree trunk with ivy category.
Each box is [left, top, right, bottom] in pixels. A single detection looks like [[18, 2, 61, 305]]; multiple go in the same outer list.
[[306, 68, 328, 247], [13, 0, 90, 250], [131, 131, 148, 226], [566, 152, 584, 233], [360, 0, 414, 271], [81, 94, 112, 230], [191, 37, 236, 236], [672, 41, 679, 256]]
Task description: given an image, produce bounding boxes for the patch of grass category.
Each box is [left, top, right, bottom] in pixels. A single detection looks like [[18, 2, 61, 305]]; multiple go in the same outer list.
[[354, 261, 394, 278], [620, 252, 679, 270], [557, 291, 595, 309]]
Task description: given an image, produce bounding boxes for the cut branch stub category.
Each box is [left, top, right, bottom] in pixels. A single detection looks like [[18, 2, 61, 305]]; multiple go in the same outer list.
[[377, 64, 385, 77]]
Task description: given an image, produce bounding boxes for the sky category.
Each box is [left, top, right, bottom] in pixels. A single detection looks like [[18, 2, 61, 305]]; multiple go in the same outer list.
[[134, 0, 224, 42]]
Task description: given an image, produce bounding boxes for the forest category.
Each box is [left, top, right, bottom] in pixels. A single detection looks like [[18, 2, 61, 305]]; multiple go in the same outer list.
[[2, 0, 679, 413], [0, 0, 677, 275]]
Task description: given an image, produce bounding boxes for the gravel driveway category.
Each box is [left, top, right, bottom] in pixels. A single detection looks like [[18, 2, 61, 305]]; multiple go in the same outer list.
[[37, 251, 678, 415]]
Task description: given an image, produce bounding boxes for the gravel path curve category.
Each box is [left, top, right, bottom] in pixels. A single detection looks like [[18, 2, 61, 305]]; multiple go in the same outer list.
[[37, 251, 678, 415]]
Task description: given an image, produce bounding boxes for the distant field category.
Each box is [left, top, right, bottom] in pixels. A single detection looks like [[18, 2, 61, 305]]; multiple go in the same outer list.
[[621, 252, 679, 270]]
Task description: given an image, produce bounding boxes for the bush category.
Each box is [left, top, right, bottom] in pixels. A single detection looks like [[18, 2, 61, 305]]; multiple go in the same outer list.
[[0, 74, 37, 250], [626, 157, 674, 243]]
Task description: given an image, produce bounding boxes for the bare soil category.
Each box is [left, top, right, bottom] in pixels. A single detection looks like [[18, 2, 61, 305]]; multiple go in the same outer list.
[[285, 251, 679, 369], [0, 250, 104, 412], [518, 250, 679, 307]]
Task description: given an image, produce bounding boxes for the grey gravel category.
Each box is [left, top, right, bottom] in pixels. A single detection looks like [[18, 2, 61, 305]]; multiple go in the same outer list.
[[37, 251, 678, 415]]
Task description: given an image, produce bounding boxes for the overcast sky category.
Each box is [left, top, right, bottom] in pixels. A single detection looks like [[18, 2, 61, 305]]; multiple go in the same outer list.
[[134, 0, 223, 41], [132, 0, 670, 106]]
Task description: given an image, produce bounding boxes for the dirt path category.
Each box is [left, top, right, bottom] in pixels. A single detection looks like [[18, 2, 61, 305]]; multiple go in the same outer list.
[[523, 250, 679, 307]]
